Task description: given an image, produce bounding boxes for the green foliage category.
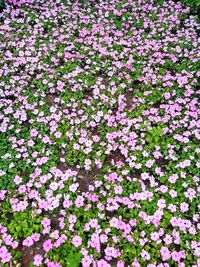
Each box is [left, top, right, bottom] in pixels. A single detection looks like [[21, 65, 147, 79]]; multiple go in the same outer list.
[[0, 0, 5, 8], [4, 212, 42, 240], [182, 0, 200, 8], [48, 243, 82, 267], [146, 126, 163, 144]]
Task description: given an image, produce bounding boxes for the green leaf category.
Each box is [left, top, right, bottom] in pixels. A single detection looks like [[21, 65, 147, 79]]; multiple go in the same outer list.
[[154, 136, 159, 143], [16, 226, 21, 232], [132, 248, 136, 255], [146, 134, 153, 143], [187, 254, 192, 261], [164, 212, 172, 219], [156, 126, 163, 135], [67, 252, 82, 267]]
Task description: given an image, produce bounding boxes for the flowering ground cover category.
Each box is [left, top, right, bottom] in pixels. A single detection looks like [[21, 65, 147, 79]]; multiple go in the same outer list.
[[0, 0, 200, 266]]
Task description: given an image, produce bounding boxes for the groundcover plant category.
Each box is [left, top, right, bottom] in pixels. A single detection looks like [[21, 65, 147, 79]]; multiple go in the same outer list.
[[0, 0, 200, 266]]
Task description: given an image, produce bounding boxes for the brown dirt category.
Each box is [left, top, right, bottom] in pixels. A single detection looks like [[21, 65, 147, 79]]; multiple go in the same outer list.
[[130, 169, 141, 179], [91, 126, 99, 136], [46, 94, 58, 105], [84, 89, 94, 98], [105, 149, 126, 166], [124, 80, 140, 109], [102, 77, 110, 87], [156, 158, 168, 169], [22, 119, 31, 128], [6, 95, 17, 101], [50, 214, 62, 230], [76, 167, 100, 192], [56, 161, 68, 172], [105, 210, 117, 218], [17, 214, 62, 267], [125, 90, 133, 109], [57, 161, 101, 192], [152, 101, 161, 108], [18, 239, 45, 267]]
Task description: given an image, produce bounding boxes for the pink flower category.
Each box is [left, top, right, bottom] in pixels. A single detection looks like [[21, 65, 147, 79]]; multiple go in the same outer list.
[[141, 249, 150, 260], [117, 261, 125, 267], [22, 237, 34, 247], [30, 129, 38, 137], [96, 259, 111, 267], [163, 92, 171, 100], [72, 235, 82, 247], [114, 185, 123, 194], [69, 183, 79, 193], [54, 131, 62, 138], [150, 232, 160, 241], [33, 254, 43, 266], [82, 256, 92, 267], [32, 233, 40, 242], [164, 235, 172, 245], [180, 202, 189, 212], [160, 246, 171, 261], [43, 240, 53, 252], [42, 218, 50, 227], [145, 159, 155, 168], [47, 262, 62, 267], [14, 176, 22, 185], [171, 251, 182, 262], [75, 196, 84, 208], [69, 215, 77, 224]]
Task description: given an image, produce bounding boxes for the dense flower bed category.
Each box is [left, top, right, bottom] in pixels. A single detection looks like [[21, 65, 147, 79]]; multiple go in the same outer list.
[[0, 0, 199, 266], [7, 0, 34, 6]]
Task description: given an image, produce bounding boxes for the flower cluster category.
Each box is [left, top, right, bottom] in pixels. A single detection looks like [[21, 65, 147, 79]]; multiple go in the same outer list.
[[7, 0, 34, 6], [0, 0, 199, 266]]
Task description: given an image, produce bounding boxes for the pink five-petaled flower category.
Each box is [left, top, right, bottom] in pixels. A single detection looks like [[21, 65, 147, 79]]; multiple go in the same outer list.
[[33, 254, 43, 266], [82, 256, 92, 267], [22, 237, 34, 247], [160, 246, 171, 261], [43, 239, 53, 252], [47, 262, 62, 267], [14, 175, 22, 185], [171, 251, 186, 262], [72, 235, 82, 247]]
